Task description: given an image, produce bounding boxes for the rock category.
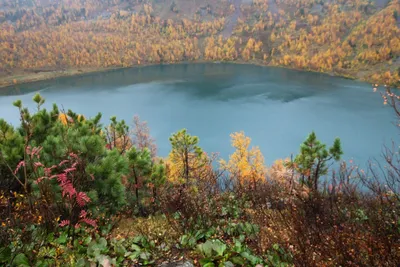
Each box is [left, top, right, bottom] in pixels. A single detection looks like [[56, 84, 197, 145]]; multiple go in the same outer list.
[[159, 261, 194, 267]]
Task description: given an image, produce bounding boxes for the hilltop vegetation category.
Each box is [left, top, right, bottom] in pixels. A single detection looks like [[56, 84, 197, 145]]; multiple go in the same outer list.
[[1, 86, 400, 266], [0, 0, 399, 87]]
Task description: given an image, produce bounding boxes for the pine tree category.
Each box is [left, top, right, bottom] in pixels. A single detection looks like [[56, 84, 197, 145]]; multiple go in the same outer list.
[[168, 129, 203, 185], [287, 132, 342, 192], [126, 147, 152, 213], [3, 94, 129, 218], [0, 119, 24, 192]]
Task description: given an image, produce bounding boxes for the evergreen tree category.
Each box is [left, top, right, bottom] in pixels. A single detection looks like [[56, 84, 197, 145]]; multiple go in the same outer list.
[[0, 119, 24, 192], [149, 161, 166, 205], [288, 132, 343, 192], [105, 116, 131, 154], [168, 129, 203, 185], [126, 147, 152, 213], [2, 94, 129, 219]]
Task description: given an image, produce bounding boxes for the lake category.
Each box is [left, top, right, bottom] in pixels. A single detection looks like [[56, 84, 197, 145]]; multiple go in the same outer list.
[[0, 63, 397, 166]]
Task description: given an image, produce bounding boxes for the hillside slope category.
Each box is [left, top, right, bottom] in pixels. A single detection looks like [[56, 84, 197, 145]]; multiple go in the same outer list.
[[0, 0, 399, 87]]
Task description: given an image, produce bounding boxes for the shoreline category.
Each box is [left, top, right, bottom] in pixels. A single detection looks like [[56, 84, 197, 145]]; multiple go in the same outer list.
[[0, 60, 371, 90]]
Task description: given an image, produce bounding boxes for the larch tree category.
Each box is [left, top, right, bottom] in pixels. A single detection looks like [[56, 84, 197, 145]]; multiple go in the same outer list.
[[220, 131, 267, 190]]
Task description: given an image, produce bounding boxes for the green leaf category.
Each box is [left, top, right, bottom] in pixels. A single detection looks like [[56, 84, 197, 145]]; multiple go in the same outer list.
[[198, 241, 213, 257], [199, 258, 215, 267], [13, 253, 30, 267], [56, 232, 68, 245], [75, 258, 87, 267], [98, 238, 108, 250], [46, 233, 54, 243], [0, 247, 11, 263], [114, 244, 127, 257], [231, 256, 246, 265], [223, 261, 234, 267], [126, 251, 140, 260], [212, 240, 226, 257], [130, 244, 141, 252], [87, 238, 108, 258], [139, 251, 151, 260], [241, 251, 261, 265], [84, 236, 92, 245], [180, 235, 188, 246]]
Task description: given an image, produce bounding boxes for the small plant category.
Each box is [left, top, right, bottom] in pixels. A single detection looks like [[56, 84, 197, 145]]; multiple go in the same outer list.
[[197, 239, 264, 267], [265, 244, 293, 267]]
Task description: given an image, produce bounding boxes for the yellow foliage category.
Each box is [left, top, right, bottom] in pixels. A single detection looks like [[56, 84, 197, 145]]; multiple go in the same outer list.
[[58, 113, 69, 125], [58, 113, 86, 125], [220, 131, 267, 187], [77, 114, 86, 122], [166, 151, 211, 185], [269, 158, 291, 184]]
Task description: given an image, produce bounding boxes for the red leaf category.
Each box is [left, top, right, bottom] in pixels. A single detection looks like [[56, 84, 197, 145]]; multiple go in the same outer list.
[[36, 176, 45, 183], [33, 162, 44, 171], [79, 210, 87, 218], [59, 220, 70, 227], [14, 161, 25, 175], [57, 173, 67, 184], [76, 192, 90, 207], [64, 167, 76, 174], [58, 160, 69, 167], [44, 165, 57, 176], [61, 181, 76, 198], [81, 218, 97, 227]]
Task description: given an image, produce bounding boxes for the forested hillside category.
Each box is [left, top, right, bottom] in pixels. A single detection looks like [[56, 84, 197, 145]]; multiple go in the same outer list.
[[0, 0, 399, 87]]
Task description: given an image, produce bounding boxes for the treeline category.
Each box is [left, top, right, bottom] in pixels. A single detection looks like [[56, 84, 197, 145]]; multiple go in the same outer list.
[[240, 0, 400, 85], [0, 0, 399, 87]]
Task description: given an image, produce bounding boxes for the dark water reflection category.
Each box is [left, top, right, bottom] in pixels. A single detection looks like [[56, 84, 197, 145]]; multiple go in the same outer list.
[[0, 63, 397, 167]]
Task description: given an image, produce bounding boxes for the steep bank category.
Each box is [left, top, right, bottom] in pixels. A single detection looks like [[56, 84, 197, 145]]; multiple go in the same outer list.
[[1, 0, 399, 88], [0, 59, 395, 90]]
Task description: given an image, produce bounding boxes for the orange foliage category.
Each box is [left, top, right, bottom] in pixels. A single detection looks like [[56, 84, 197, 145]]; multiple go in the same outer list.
[[220, 131, 267, 187]]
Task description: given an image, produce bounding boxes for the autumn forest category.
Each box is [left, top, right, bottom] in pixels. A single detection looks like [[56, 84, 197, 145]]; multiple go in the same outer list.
[[0, 0, 399, 87], [2, 0, 400, 266]]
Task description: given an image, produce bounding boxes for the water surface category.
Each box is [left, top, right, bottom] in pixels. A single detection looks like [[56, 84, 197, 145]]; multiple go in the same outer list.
[[0, 63, 397, 166]]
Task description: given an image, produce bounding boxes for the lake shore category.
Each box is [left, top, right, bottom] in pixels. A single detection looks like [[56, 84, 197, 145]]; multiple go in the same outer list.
[[0, 60, 370, 90]]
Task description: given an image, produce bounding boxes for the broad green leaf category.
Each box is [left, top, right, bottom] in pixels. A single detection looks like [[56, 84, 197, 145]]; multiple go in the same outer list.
[[199, 258, 215, 267], [13, 253, 30, 267], [114, 244, 127, 257], [130, 244, 141, 252], [212, 241, 226, 257], [84, 236, 92, 245], [98, 238, 107, 250], [56, 232, 68, 245], [198, 241, 213, 257], [231, 256, 246, 265], [139, 251, 151, 260], [126, 251, 140, 260]]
